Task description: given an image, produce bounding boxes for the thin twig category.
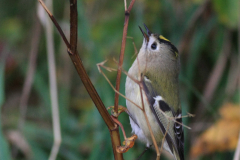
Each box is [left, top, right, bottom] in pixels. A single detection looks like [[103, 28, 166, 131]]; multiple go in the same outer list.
[[68, 1, 123, 159], [124, 66, 191, 129], [38, 0, 124, 159], [195, 31, 232, 121], [18, 18, 41, 131], [236, 7, 240, 160], [124, 0, 127, 11], [126, 36, 138, 58], [139, 85, 160, 160], [135, 50, 161, 159], [234, 132, 240, 160], [159, 121, 170, 156], [225, 54, 239, 96], [203, 31, 232, 102], [99, 58, 191, 159], [112, 116, 127, 140], [39, 0, 117, 133], [178, 0, 210, 54], [38, 0, 70, 49], [101, 60, 192, 130], [97, 62, 141, 110], [41, 0, 62, 159], [114, 0, 136, 115]]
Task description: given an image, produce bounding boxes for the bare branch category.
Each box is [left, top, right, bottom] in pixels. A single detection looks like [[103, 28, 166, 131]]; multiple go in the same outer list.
[[159, 121, 170, 157], [97, 61, 141, 110], [126, 36, 138, 58], [178, 0, 210, 54], [139, 86, 160, 160], [124, 0, 127, 11], [234, 132, 240, 160], [18, 18, 41, 131], [195, 31, 232, 122], [38, 0, 124, 159], [40, 0, 62, 159], [114, 0, 136, 115], [38, 0, 70, 49]]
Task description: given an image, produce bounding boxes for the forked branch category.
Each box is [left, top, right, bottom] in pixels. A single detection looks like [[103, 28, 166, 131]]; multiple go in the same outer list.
[[38, 0, 126, 159]]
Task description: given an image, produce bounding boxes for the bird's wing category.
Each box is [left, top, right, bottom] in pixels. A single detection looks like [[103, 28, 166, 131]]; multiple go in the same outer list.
[[141, 75, 184, 160]]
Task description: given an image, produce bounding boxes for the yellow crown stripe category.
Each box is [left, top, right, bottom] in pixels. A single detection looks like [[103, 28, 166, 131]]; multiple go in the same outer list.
[[159, 35, 170, 42]]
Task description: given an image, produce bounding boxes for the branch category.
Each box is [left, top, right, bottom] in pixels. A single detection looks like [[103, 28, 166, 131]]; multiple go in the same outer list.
[[139, 84, 160, 160], [18, 18, 41, 131], [195, 31, 232, 122], [41, 0, 62, 159], [38, 0, 123, 159], [234, 132, 240, 160], [38, 0, 70, 49], [178, 0, 210, 54], [114, 0, 136, 114]]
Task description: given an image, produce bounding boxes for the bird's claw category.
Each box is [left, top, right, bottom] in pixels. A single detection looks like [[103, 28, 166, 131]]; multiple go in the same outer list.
[[107, 105, 128, 117]]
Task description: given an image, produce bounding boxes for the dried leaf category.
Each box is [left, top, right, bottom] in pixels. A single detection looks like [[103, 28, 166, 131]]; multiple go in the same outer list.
[[116, 134, 137, 153], [190, 103, 240, 158]]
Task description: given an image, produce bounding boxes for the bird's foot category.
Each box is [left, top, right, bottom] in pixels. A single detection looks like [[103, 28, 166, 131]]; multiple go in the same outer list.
[[107, 105, 128, 118]]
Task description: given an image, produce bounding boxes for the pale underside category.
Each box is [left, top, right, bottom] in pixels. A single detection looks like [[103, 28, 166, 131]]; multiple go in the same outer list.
[[125, 73, 175, 157]]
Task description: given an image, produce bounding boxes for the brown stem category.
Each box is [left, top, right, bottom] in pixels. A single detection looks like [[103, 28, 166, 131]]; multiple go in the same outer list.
[[112, 116, 127, 140], [139, 84, 160, 159], [68, 1, 123, 159], [114, 0, 136, 114], [38, 0, 70, 49], [38, 0, 123, 159]]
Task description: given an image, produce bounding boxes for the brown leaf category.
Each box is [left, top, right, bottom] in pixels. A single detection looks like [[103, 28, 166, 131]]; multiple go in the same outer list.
[[116, 134, 137, 153], [190, 103, 240, 158], [219, 103, 240, 120]]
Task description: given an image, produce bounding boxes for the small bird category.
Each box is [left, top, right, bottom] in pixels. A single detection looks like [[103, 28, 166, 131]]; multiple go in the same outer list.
[[125, 24, 184, 160]]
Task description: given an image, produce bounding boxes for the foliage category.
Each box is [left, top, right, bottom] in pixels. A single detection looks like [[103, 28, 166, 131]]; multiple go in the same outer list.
[[0, 0, 239, 160]]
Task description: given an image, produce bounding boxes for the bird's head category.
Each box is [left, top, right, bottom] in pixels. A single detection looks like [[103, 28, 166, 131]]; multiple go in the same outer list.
[[139, 24, 179, 61]]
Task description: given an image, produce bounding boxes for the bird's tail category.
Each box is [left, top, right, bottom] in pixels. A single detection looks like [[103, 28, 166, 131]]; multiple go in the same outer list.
[[172, 147, 184, 160]]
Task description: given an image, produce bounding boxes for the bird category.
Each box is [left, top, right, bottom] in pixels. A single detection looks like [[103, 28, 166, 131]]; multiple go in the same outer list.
[[125, 24, 184, 160]]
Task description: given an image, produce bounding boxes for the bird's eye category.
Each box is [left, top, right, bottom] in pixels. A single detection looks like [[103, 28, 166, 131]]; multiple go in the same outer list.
[[151, 42, 157, 50]]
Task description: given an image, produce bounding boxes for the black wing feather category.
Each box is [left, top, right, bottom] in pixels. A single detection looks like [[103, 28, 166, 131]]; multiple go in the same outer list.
[[174, 110, 184, 160], [141, 75, 184, 160], [141, 77, 174, 153]]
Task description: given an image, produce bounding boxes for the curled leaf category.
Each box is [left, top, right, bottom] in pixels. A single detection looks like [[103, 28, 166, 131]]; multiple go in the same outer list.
[[116, 134, 138, 153]]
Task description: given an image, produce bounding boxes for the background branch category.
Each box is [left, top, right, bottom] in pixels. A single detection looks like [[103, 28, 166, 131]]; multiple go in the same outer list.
[[18, 18, 41, 131], [68, 0, 123, 159], [42, 0, 62, 159]]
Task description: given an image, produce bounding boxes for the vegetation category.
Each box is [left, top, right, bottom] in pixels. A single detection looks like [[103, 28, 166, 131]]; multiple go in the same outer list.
[[0, 0, 239, 160]]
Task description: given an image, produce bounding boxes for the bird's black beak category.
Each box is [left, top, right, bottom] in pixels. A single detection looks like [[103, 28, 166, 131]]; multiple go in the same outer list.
[[139, 23, 152, 42]]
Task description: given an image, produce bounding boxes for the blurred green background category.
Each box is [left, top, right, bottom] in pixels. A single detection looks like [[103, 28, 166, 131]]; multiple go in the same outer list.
[[0, 0, 239, 160]]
